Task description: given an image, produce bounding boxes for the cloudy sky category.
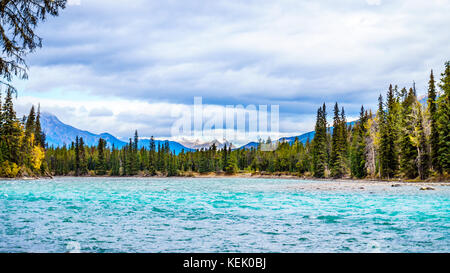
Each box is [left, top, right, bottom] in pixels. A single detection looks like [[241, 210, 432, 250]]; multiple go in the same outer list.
[[12, 0, 450, 145]]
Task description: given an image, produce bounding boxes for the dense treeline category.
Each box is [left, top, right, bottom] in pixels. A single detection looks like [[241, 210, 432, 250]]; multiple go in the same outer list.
[[0, 88, 47, 177], [44, 62, 450, 180]]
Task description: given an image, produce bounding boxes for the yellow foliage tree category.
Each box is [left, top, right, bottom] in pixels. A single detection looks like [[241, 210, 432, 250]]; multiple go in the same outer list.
[[31, 145, 46, 171], [0, 161, 21, 178]]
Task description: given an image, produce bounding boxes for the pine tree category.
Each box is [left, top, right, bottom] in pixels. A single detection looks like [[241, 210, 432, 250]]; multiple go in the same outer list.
[[427, 70, 439, 172], [386, 84, 399, 173], [340, 107, 349, 165], [312, 104, 327, 178], [225, 151, 238, 174], [133, 130, 139, 151], [436, 61, 450, 173], [378, 95, 392, 178], [331, 103, 344, 177], [110, 144, 120, 176], [96, 138, 107, 175], [25, 105, 35, 134], [127, 138, 136, 175], [413, 103, 429, 179], [399, 88, 418, 178], [22, 105, 36, 167], [75, 136, 80, 176], [199, 149, 210, 173], [167, 152, 178, 176], [351, 106, 368, 178], [0, 1, 66, 92], [79, 137, 88, 175], [0, 88, 23, 165], [148, 136, 156, 175], [222, 143, 228, 171], [34, 104, 45, 148]]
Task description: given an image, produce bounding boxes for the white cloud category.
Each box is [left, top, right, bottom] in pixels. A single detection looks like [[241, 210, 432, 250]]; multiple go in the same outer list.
[[11, 0, 450, 142], [366, 0, 382, 6]]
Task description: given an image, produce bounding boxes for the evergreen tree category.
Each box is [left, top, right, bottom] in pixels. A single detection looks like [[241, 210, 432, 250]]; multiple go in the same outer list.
[[414, 103, 429, 179], [22, 105, 36, 167], [221, 143, 228, 171], [225, 150, 238, 174], [436, 61, 450, 173], [34, 104, 45, 148], [110, 144, 120, 176], [0, 1, 66, 91], [79, 137, 88, 175], [25, 105, 35, 134], [386, 84, 399, 173], [148, 136, 156, 175], [378, 95, 391, 178], [96, 138, 107, 175], [0, 88, 23, 165], [399, 88, 418, 178], [74, 136, 80, 176], [351, 106, 368, 178], [312, 104, 327, 178], [427, 70, 439, 172], [331, 103, 344, 177], [340, 107, 349, 165]]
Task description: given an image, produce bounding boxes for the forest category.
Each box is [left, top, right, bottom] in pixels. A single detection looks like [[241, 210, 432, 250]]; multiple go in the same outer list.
[[0, 88, 46, 177], [1, 61, 449, 180]]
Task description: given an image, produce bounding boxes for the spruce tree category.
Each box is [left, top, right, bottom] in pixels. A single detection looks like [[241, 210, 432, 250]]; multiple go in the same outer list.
[[225, 151, 238, 174], [312, 104, 327, 178], [25, 105, 35, 133], [1, 88, 23, 165], [110, 144, 120, 176], [331, 103, 344, 177], [350, 106, 367, 178], [399, 88, 418, 178], [340, 107, 349, 164], [96, 138, 107, 175], [222, 143, 228, 171], [34, 104, 45, 147], [414, 103, 429, 179], [0, 1, 66, 91], [148, 136, 156, 175], [436, 61, 450, 173], [378, 95, 392, 178], [386, 84, 399, 173], [22, 105, 35, 167], [427, 70, 439, 172], [75, 136, 80, 176]]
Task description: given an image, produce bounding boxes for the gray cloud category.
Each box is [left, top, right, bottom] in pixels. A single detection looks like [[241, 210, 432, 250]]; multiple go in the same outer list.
[[89, 107, 114, 117], [12, 0, 450, 140]]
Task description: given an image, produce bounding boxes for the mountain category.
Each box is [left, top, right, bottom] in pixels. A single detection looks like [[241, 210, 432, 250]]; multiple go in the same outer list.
[[176, 138, 234, 150], [138, 139, 194, 154], [40, 113, 193, 154], [239, 120, 357, 149]]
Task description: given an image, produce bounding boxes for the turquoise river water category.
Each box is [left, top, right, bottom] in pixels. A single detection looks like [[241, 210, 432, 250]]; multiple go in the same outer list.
[[0, 177, 449, 252]]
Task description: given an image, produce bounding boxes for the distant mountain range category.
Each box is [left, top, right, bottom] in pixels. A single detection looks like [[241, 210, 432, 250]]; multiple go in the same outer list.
[[40, 112, 360, 153], [40, 113, 193, 154], [176, 138, 234, 150]]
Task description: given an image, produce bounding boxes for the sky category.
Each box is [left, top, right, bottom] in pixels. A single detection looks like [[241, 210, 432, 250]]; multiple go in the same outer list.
[[12, 0, 450, 146]]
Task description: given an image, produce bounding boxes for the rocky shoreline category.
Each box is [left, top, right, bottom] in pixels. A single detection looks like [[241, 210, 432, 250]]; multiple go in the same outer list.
[[6, 171, 448, 184]]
